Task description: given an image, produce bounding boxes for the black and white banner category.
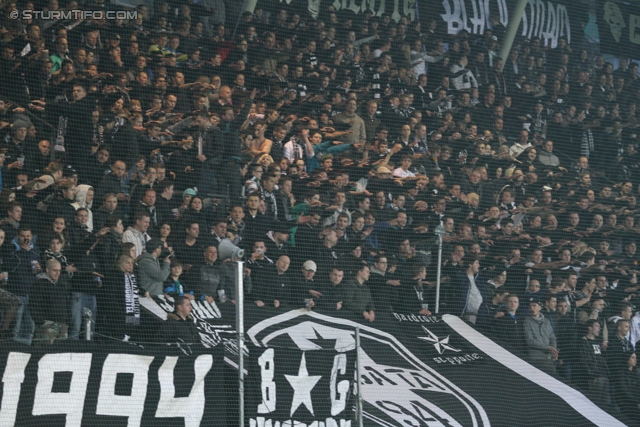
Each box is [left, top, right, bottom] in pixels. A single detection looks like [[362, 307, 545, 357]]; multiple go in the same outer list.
[[436, 0, 573, 48], [273, 0, 417, 22], [246, 309, 624, 427], [0, 342, 227, 426], [0, 306, 628, 426]]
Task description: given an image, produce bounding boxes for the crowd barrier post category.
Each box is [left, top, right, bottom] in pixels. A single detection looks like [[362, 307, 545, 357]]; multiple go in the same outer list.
[[355, 327, 364, 427], [434, 222, 445, 314]]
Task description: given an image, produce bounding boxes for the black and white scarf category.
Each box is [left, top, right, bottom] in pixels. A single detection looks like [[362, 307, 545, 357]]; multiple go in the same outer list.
[[124, 273, 140, 326]]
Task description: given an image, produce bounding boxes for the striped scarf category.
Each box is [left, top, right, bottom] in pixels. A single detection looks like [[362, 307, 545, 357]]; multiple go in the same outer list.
[[124, 273, 140, 326]]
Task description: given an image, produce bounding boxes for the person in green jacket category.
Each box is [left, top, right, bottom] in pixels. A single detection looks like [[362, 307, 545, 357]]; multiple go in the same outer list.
[[343, 262, 376, 322]]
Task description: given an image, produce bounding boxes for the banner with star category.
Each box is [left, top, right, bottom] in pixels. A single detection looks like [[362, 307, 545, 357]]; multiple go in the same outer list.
[[245, 308, 625, 427], [0, 305, 628, 426]]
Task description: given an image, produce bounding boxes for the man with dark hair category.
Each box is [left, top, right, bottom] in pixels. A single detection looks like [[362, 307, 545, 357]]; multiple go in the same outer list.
[[578, 296, 609, 351], [343, 263, 375, 322], [314, 266, 346, 311], [136, 239, 171, 297], [6, 226, 40, 345], [93, 193, 120, 229], [49, 83, 98, 176], [135, 189, 158, 231], [606, 319, 633, 384], [494, 294, 526, 357], [477, 287, 510, 335], [243, 192, 269, 246], [193, 246, 220, 304], [122, 211, 151, 257], [1, 201, 22, 241], [524, 298, 558, 375], [368, 255, 398, 312], [264, 222, 290, 259], [454, 259, 484, 323], [155, 296, 200, 343], [577, 319, 610, 406], [155, 180, 176, 224]]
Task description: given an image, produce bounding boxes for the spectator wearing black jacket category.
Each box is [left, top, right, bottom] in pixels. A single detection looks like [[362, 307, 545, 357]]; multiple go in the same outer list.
[[395, 264, 433, 316], [254, 255, 295, 309], [155, 296, 200, 343], [96, 161, 128, 203], [154, 180, 177, 225], [314, 266, 346, 311], [494, 294, 526, 357], [6, 226, 41, 345], [577, 319, 610, 407], [607, 319, 634, 384], [30, 259, 69, 344], [615, 352, 640, 426], [47, 183, 78, 226]]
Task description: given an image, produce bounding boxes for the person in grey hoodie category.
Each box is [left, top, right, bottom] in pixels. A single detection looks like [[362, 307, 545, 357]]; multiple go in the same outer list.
[[135, 239, 171, 297], [536, 140, 568, 175], [524, 298, 559, 375]]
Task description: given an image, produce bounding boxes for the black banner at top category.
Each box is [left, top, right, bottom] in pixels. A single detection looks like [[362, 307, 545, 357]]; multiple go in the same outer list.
[[436, 0, 573, 48], [597, 1, 640, 59]]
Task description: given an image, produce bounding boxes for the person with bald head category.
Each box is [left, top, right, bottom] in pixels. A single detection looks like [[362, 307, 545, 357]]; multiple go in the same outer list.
[[30, 259, 69, 344], [210, 85, 233, 115], [254, 255, 297, 308], [97, 160, 129, 202]]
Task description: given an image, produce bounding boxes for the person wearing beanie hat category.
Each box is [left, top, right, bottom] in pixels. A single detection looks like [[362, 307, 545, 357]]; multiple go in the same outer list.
[[136, 238, 171, 297], [182, 188, 197, 198], [12, 119, 29, 130]]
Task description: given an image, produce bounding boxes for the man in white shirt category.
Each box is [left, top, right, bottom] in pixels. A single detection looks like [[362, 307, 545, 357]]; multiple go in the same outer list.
[[122, 211, 151, 257], [509, 130, 532, 158]]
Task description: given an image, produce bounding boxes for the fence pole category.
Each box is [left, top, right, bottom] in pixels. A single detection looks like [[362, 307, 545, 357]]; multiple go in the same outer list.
[[434, 222, 445, 314], [236, 261, 245, 427], [355, 327, 363, 427]]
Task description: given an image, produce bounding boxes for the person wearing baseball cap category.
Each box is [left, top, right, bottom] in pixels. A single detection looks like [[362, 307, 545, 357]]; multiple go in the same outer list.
[[265, 222, 290, 258], [298, 260, 321, 302], [524, 297, 558, 375]]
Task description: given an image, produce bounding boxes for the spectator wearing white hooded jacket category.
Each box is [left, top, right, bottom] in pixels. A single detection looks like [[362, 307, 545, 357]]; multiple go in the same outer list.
[[72, 185, 95, 232], [450, 54, 478, 91]]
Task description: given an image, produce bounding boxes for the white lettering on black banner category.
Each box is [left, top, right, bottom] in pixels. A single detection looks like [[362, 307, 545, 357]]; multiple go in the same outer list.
[[281, 0, 417, 22], [96, 354, 153, 426], [0, 352, 31, 426], [440, 0, 571, 47], [32, 353, 92, 426]]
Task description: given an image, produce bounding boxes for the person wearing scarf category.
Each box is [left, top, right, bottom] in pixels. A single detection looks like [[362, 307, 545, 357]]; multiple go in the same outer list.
[[99, 254, 147, 341]]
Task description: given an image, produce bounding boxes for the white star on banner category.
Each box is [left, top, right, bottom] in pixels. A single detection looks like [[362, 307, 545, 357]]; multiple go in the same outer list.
[[417, 326, 461, 355], [284, 353, 322, 416]]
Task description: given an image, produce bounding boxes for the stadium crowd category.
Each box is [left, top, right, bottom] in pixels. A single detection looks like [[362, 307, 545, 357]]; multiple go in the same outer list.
[[0, 0, 639, 420]]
